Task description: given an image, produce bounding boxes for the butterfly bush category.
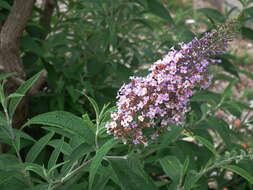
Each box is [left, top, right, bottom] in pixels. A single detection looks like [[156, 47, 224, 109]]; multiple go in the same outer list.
[[105, 19, 238, 146]]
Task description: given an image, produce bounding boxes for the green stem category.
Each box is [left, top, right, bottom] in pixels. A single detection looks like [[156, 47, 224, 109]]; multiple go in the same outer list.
[[178, 153, 253, 189], [2, 100, 33, 187], [50, 159, 91, 190], [105, 155, 128, 159], [95, 121, 99, 149], [3, 106, 14, 139], [189, 95, 226, 129]]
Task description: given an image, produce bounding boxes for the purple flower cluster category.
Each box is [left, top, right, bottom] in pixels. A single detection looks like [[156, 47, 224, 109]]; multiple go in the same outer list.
[[105, 20, 237, 145]]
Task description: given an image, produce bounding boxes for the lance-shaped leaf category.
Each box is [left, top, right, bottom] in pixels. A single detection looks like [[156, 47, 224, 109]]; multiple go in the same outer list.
[[110, 157, 158, 190], [26, 132, 55, 163], [222, 165, 253, 184], [147, 0, 174, 24], [24, 111, 95, 145], [8, 71, 42, 117], [160, 156, 183, 184], [89, 139, 115, 190]]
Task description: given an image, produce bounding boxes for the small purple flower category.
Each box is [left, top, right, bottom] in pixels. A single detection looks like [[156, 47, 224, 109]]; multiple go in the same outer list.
[[105, 19, 238, 145]]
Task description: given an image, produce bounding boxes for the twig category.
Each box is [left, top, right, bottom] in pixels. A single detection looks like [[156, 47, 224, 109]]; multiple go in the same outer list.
[[50, 160, 91, 190]]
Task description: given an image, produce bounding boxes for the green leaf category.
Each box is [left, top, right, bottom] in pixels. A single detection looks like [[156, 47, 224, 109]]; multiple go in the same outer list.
[[61, 143, 93, 176], [84, 94, 99, 121], [0, 73, 15, 81], [197, 8, 225, 23], [0, 154, 20, 171], [222, 101, 243, 118], [8, 71, 42, 117], [12, 129, 35, 151], [213, 73, 235, 82], [194, 136, 218, 155], [21, 36, 44, 56], [25, 132, 55, 163], [160, 156, 182, 183], [25, 184, 49, 190], [67, 143, 93, 163], [47, 137, 64, 169], [223, 79, 238, 98], [190, 91, 221, 104], [0, 171, 17, 185], [228, 101, 253, 111], [173, 26, 195, 42], [86, 58, 106, 77], [110, 158, 158, 190], [92, 172, 110, 190], [8, 93, 24, 99], [13, 129, 21, 152], [222, 165, 253, 184], [26, 24, 47, 39], [0, 1, 11, 10], [116, 64, 133, 82], [238, 69, 253, 80], [68, 134, 86, 149], [244, 6, 253, 17], [218, 56, 239, 77], [48, 139, 72, 155], [58, 182, 88, 190], [0, 128, 12, 145], [147, 0, 174, 24], [24, 111, 95, 145], [89, 139, 115, 190], [14, 129, 35, 142], [182, 157, 190, 177], [241, 27, 253, 41], [0, 83, 5, 106], [48, 160, 70, 176], [160, 124, 183, 147], [24, 163, 48, 180], [43, 126, 74, 140], [0, 112, 8, 127], [206, 117, 232, 148], [0, 177, 28, 189], [184, 170, 201, 190]]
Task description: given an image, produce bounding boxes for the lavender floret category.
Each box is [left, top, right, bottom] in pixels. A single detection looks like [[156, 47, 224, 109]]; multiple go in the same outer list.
[[105, 19, 238, 145]]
